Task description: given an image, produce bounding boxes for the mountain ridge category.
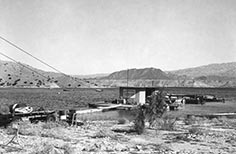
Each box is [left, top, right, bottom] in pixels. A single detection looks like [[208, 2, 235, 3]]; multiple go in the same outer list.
[[1, 59, 236, 88], [95, 62, 236, 87], [103, 67, 174, 80], [168, 62, 236, 79]]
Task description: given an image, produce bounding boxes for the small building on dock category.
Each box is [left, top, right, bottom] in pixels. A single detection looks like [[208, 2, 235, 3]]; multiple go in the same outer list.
[[118, 86, 162, 105]]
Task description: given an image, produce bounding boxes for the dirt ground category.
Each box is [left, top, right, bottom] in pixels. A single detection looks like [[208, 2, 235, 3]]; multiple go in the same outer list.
[[1, 115, 236, 154]]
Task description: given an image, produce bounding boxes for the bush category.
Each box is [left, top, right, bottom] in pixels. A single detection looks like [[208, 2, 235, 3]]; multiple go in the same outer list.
[[0, 105, 9, 114], [211, 118, 221, 125], [93, 129, 110, 138], [6, 121, 39, 136], [134, 90, 168, 134], [117, 118, 128, 124], [18, 121, 39, 136], [188, 127, 204, 135], [42, 122, 60, 129], [92, 129, 117, 140], [217, 116, 236, 127], [144, 90, 167, 127], [40, 128, 72, 141], [31, 143, 62, 154], [160, 114, 177, 131], [184, 116, 208, 125], [62, 143, 75, 154], [134, 106, 145, 134], [42, 121, 69, 129]]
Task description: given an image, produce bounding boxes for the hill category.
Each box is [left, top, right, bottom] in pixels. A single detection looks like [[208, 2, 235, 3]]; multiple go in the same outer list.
[[93, 63, 236, 87], [0, 60, 98, 88], [169, 62, 236, 80], [104, 68, 174, 80]]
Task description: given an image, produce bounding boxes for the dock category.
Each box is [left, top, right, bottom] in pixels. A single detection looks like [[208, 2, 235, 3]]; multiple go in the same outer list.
[[187, 112, 236, 119]]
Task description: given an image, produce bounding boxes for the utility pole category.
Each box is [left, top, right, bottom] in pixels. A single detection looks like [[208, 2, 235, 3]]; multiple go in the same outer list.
[[126, 69, 129, 101], [127, 69, 129, 87]]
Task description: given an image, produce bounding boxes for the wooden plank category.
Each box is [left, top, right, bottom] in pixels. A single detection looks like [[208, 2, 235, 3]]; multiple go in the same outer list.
[[74, 104, 136, 115], [75, 109, 103, 114], [98, 104, 122, 109]]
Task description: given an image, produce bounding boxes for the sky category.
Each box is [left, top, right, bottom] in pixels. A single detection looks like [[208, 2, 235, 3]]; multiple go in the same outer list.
[[0, 0, 236, 75]]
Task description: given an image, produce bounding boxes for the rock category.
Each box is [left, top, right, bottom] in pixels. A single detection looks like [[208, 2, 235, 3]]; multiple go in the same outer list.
[[114, 142, 128, 151], [130, 137, 151, 145], [83, 144, 98, 152], [135, 145, 142, 151], [117, 118, 129, 124]]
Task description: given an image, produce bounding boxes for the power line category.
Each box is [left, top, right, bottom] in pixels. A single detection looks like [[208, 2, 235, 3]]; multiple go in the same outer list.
[[0, 36, 66, 75], [0, 52, 50, 80], [0, 35, 94, 87]]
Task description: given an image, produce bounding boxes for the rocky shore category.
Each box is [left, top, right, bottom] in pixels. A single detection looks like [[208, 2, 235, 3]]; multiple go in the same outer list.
[[0, 116, 236, 154]]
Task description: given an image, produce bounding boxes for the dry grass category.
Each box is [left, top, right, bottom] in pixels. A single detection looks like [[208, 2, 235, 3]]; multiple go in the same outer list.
[[217, 116, 236, 127], [183, 115, 236, 128], [2, 115, 236, 154], [150, 114, 177, 131], [188, 127, 204, 135], [92, 129, 113, 138], [5, 121, 75, 142], [77, 112, 117, 121], [41, 121, 69, 129], [76, 110, 136, 122], [30, 142, 75, 154], [61, 143, 75, 154], [18, 121, 40, 136], [40, 129, 72, 142], [92, 128, 129, 142]]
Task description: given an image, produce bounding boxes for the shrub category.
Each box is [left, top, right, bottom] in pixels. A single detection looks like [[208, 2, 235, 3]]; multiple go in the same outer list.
[[42, 122, 60, 129], [31, 143, 75, 154], [211, 118, 220, 125], [184, 116, 199, 125], [62, 143, 75, 154], [144, 90, 167, 127], [18, 121, 39, 136], [134, 90, 167, 134], [0, 103, 10, 115], [31, 143, 61, 154], [188, 127, 204, 135], [160, 114, 177, 131], [217, 117, 236, 127], [117, 118, 128, 124], [40, 128, 72, 141], [218, 116, 228, 123], [93, 129, 110, 138], [92, 129, 117, 140], [41, 121, 69, 129], [134, 106, 145, 134]]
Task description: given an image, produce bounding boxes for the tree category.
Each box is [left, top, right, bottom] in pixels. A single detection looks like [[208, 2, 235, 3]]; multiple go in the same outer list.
[[134, 90, 167, 134]]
